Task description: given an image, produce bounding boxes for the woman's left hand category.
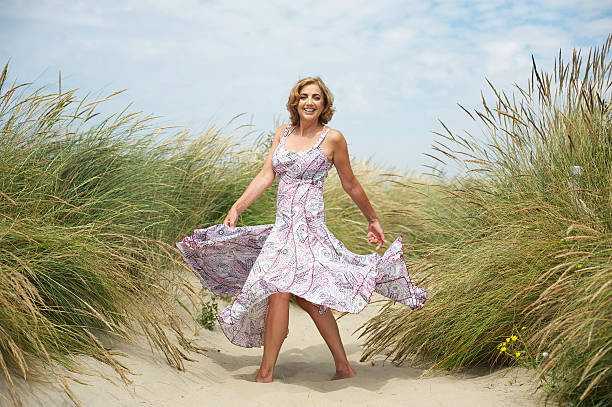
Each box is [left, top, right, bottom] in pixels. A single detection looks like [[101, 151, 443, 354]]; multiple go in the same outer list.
[[366, 219, 387, 250]]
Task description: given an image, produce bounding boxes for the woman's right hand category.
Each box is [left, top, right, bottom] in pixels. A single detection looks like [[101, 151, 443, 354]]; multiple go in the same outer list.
[[223, 206, 240, 228], [366, 218, 387, 250]]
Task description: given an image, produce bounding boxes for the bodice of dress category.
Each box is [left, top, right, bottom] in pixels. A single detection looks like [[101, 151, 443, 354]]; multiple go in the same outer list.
[[272, 125, 333, 182], [272, 126, 333, 226]]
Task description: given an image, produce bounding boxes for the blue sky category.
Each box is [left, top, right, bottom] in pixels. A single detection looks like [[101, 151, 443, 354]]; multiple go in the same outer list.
[[1, 0, 610, 172]]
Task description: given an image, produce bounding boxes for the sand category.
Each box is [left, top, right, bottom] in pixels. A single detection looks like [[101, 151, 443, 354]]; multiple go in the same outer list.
[[5, 275, 548, 407]]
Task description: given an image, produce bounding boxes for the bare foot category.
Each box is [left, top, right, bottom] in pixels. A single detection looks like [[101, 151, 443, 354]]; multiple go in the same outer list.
[[255, 370, 274, 383], [332, 366, 356, 380]]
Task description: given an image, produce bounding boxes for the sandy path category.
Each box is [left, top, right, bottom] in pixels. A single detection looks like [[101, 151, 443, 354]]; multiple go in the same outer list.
[[6, 276, 547, 407]]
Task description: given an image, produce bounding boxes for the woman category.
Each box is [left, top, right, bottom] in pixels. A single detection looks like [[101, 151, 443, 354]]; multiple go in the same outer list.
[[176, 77, 426, 383]]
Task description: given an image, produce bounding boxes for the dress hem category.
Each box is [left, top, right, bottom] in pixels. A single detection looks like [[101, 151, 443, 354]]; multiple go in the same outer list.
[[213, 235, 427, 348]]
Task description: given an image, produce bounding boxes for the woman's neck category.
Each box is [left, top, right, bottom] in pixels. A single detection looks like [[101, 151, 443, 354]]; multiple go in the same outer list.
[[297, 120, 323, 138]]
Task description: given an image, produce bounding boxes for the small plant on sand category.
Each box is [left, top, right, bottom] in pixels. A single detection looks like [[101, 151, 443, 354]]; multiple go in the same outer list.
[[496, 326, 536, 369], [196, 295, 219, 330]]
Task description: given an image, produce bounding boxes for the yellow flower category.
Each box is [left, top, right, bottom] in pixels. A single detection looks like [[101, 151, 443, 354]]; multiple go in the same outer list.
[[521, 326, 526, 330], [576, 264, 583, 269], [506, 338, 511, 342], [515, 352, 521, 357], [501, 347, 506, 352], [511, 335, 517, 341]]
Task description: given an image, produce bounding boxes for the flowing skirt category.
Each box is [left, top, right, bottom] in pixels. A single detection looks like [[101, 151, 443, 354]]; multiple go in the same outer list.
[[177, 223, 427, 347]]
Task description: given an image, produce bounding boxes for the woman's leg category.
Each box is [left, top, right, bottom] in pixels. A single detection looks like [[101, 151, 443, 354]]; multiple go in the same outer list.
[[294, 296, 356, 379], [255, 292, 291, 382]]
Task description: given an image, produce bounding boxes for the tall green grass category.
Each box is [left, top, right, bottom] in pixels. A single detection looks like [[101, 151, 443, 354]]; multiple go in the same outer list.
[[0, 64, 267, 406], [359, 37, 612, 406]]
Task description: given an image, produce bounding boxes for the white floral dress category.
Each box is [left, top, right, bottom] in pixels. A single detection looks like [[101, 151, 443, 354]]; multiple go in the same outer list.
[[177, 125, 427, 347]]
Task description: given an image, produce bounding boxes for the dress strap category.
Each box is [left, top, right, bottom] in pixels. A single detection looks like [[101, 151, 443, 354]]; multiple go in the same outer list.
[[281, 125, 294, 143], [314, 127, 330, 147]]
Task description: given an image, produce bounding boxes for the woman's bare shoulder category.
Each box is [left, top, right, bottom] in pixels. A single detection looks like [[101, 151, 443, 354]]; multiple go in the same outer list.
[[326, 128, 346, 146], [272, 123, 290, 142]]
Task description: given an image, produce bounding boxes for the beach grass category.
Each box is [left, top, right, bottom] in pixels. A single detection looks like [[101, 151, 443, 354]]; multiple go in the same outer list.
[[0, 64, 266, 406], [358, 36, 612, 407]]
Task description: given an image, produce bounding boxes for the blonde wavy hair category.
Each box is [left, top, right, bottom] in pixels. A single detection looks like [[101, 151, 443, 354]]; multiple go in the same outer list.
[[286, 77, 335, 126]]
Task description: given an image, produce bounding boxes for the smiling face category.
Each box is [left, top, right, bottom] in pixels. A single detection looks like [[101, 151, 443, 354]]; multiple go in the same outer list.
[[297, 83, 324, 124], [286, 77, 335, 126]]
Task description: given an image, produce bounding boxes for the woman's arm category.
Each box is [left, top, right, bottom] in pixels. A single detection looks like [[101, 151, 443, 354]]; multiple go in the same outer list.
[[327, 130, 388, 249], [223, 124, 286, 227]]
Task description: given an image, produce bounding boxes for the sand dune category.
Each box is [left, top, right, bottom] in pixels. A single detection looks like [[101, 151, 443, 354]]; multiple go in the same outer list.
[[5, 275, 548, 407]]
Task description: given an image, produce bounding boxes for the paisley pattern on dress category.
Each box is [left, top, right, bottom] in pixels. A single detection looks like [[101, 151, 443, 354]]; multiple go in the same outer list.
[[176, 125, 427, 347]]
